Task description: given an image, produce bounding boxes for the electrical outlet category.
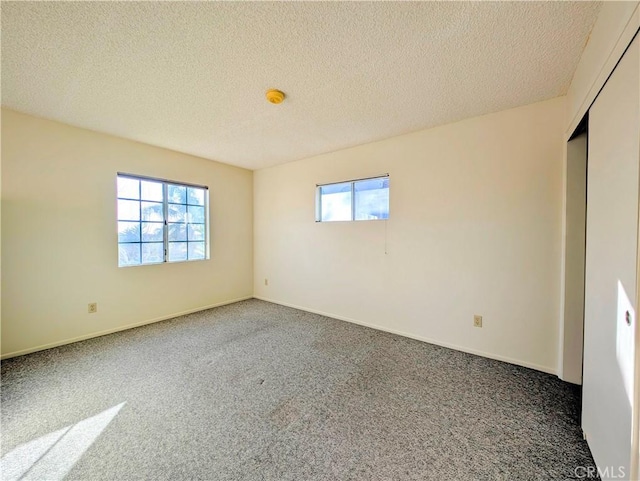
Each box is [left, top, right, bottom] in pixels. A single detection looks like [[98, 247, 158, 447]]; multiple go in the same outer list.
[[473, 315, 482, 328], [88, 303, 97, 314], [264, 278, 268, 286]]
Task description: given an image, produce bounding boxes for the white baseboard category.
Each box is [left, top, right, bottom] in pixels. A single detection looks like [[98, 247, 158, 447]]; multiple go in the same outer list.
[[1, 296, 253, 360], [254, 296, 557, 376]]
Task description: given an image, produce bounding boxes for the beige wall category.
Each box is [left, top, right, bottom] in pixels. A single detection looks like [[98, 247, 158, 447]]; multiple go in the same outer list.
[[254, 97, 566, 374], [1, 109, 253, 358]]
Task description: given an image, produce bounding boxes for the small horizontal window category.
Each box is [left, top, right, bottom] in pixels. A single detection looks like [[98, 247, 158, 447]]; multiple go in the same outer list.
[[117, 174, 209, 267], [316, 175, 389, 222]]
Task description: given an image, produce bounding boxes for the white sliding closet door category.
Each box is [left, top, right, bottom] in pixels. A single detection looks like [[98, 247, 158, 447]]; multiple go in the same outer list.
[[583, 34, 640, 480]]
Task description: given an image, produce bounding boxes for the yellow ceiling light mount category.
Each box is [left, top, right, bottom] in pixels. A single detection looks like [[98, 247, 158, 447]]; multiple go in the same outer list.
[[266, 89, 285, 104]]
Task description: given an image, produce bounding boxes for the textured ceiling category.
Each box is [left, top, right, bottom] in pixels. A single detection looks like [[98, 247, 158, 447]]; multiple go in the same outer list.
[[2, 1, 600, 170]]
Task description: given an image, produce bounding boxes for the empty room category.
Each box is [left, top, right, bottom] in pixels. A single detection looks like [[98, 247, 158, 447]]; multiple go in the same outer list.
[[2, 1, 639, 480]]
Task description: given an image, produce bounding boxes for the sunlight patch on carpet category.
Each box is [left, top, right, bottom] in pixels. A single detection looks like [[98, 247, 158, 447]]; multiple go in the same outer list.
[[1, 402, 125, 481]]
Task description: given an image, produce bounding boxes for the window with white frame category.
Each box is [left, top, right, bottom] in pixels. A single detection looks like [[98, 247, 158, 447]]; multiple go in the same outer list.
[[316, 175, 389, 222], [117, 174, 209, 266]]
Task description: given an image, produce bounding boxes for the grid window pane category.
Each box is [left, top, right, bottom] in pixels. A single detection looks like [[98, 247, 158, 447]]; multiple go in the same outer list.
[[168, 204, 186, 223], [187, 187, 205, 206], [168, 242, 188, 262], [142, 243, 164, 263], [117, 175, 208, 266], [118, 221, 140, 243], [141, 180, 163, 202], [188, 242, 205, 260], [188, 205, 205, 224], [168, 184, 187, 204], [119, 243, 141, 266], [118, 200, 140, 221], [354, 178, 389, 220], [168, 223, 187, 242], [117, 177, 139, 200], [188, 224, 205, 241], [142, 222, 163, 242], [141, 201, 163, 221], [320, 182, 352, 222]]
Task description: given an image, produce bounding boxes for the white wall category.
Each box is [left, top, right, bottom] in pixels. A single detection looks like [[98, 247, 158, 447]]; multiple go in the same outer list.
[[254, 97, 565, 374], [566, 1, 639, 136], [559, 134, 588, 384], [1, 109, 254, 358], [559, 1, 639, 379], [561, 3, 640, 477], [582, 35, 639, 481]]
